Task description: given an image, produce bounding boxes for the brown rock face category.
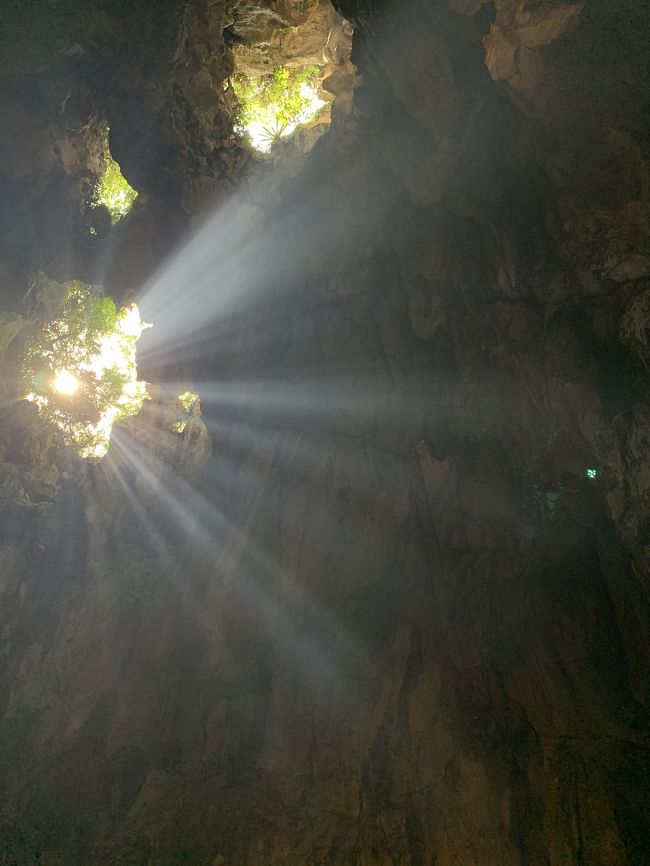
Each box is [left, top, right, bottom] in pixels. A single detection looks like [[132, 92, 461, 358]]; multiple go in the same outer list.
[[0, 0, 649, 864]]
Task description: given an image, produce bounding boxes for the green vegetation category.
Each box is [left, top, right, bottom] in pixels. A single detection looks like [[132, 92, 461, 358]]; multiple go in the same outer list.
[[170, 391, 199, 435], [231, 64, 323, 152], [22, 282, 149, 459], [178, 391, 199, 413], [92, 131, 138, 224]]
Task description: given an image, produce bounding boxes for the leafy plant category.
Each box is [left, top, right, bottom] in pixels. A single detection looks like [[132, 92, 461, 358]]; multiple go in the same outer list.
[[170, 391, 199, 435], [22, 282, 149, 459], [231, 64, 323, 152], [178, 391, 199, 413], [92, 130, 138, 225]]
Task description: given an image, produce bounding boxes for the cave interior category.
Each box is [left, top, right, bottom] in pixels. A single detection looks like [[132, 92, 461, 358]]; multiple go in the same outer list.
[[1, 0, 650, 864]]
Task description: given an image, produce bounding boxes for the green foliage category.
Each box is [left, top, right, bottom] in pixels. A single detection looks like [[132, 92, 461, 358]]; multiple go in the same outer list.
[[22, 282, 148, 459], [94, 367, 130, 412], [231, 64, 322, 150], [92, 132, 138, 225], [178, 391, 199, 412], [90, 296, 118, 333], [171, 391, 199, 435]]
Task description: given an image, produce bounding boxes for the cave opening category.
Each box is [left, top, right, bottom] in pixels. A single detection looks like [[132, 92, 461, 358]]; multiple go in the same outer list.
[[22, 281, 150, 460], [89, 127, 138, 231], [231, 63, 327, 152], [226, 0, 354, 154]]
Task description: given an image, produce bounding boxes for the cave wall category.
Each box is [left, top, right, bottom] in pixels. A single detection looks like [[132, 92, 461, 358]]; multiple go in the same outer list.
[[1, 0, 650, 864]]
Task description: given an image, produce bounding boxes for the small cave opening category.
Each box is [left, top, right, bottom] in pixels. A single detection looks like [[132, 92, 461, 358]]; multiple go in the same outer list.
[[88, 126, 138, 233], [225, 0, 354, 154]]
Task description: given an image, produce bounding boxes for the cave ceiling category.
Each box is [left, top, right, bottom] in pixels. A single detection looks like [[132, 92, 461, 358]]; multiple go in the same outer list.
[[0, 0, 649, 864]]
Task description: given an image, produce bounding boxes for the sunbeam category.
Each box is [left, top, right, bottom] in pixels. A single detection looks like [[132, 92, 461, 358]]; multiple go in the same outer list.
[[108, 423, 374, 696], [135, 169, 346, 370]]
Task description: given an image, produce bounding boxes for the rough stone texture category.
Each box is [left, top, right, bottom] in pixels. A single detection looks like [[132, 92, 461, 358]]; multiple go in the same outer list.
[[1, 0, 650, 864]]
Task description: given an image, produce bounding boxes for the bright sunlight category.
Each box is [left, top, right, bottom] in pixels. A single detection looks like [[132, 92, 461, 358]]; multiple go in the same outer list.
[[231, 65, 326, 153], [23, 282, 150, 460], [92, 128, 138, 224]]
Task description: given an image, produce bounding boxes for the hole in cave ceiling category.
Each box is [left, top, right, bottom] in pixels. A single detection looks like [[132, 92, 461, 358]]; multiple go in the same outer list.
[[89, 126, 138, 231], [22, 281, 150, 460], [226, 1, 354, 154], [231, 64, 327, 153]]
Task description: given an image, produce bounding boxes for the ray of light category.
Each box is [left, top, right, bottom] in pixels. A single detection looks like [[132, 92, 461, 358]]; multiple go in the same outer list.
[[134, 172, 339, 367], [107, 425, 374, 695], [102, 447, 176, 566], [149, 377, 412, 423]]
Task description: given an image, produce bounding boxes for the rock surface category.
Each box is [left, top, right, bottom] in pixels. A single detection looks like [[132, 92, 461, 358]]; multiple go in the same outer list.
[[0, 0, 649, 864]]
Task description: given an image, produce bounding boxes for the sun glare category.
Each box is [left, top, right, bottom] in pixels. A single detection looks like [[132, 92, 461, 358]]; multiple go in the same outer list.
[[52, 369, 80, 395]]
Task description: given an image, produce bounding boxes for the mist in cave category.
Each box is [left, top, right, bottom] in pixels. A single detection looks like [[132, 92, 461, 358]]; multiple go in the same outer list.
[[0, 0, 649, 864]]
